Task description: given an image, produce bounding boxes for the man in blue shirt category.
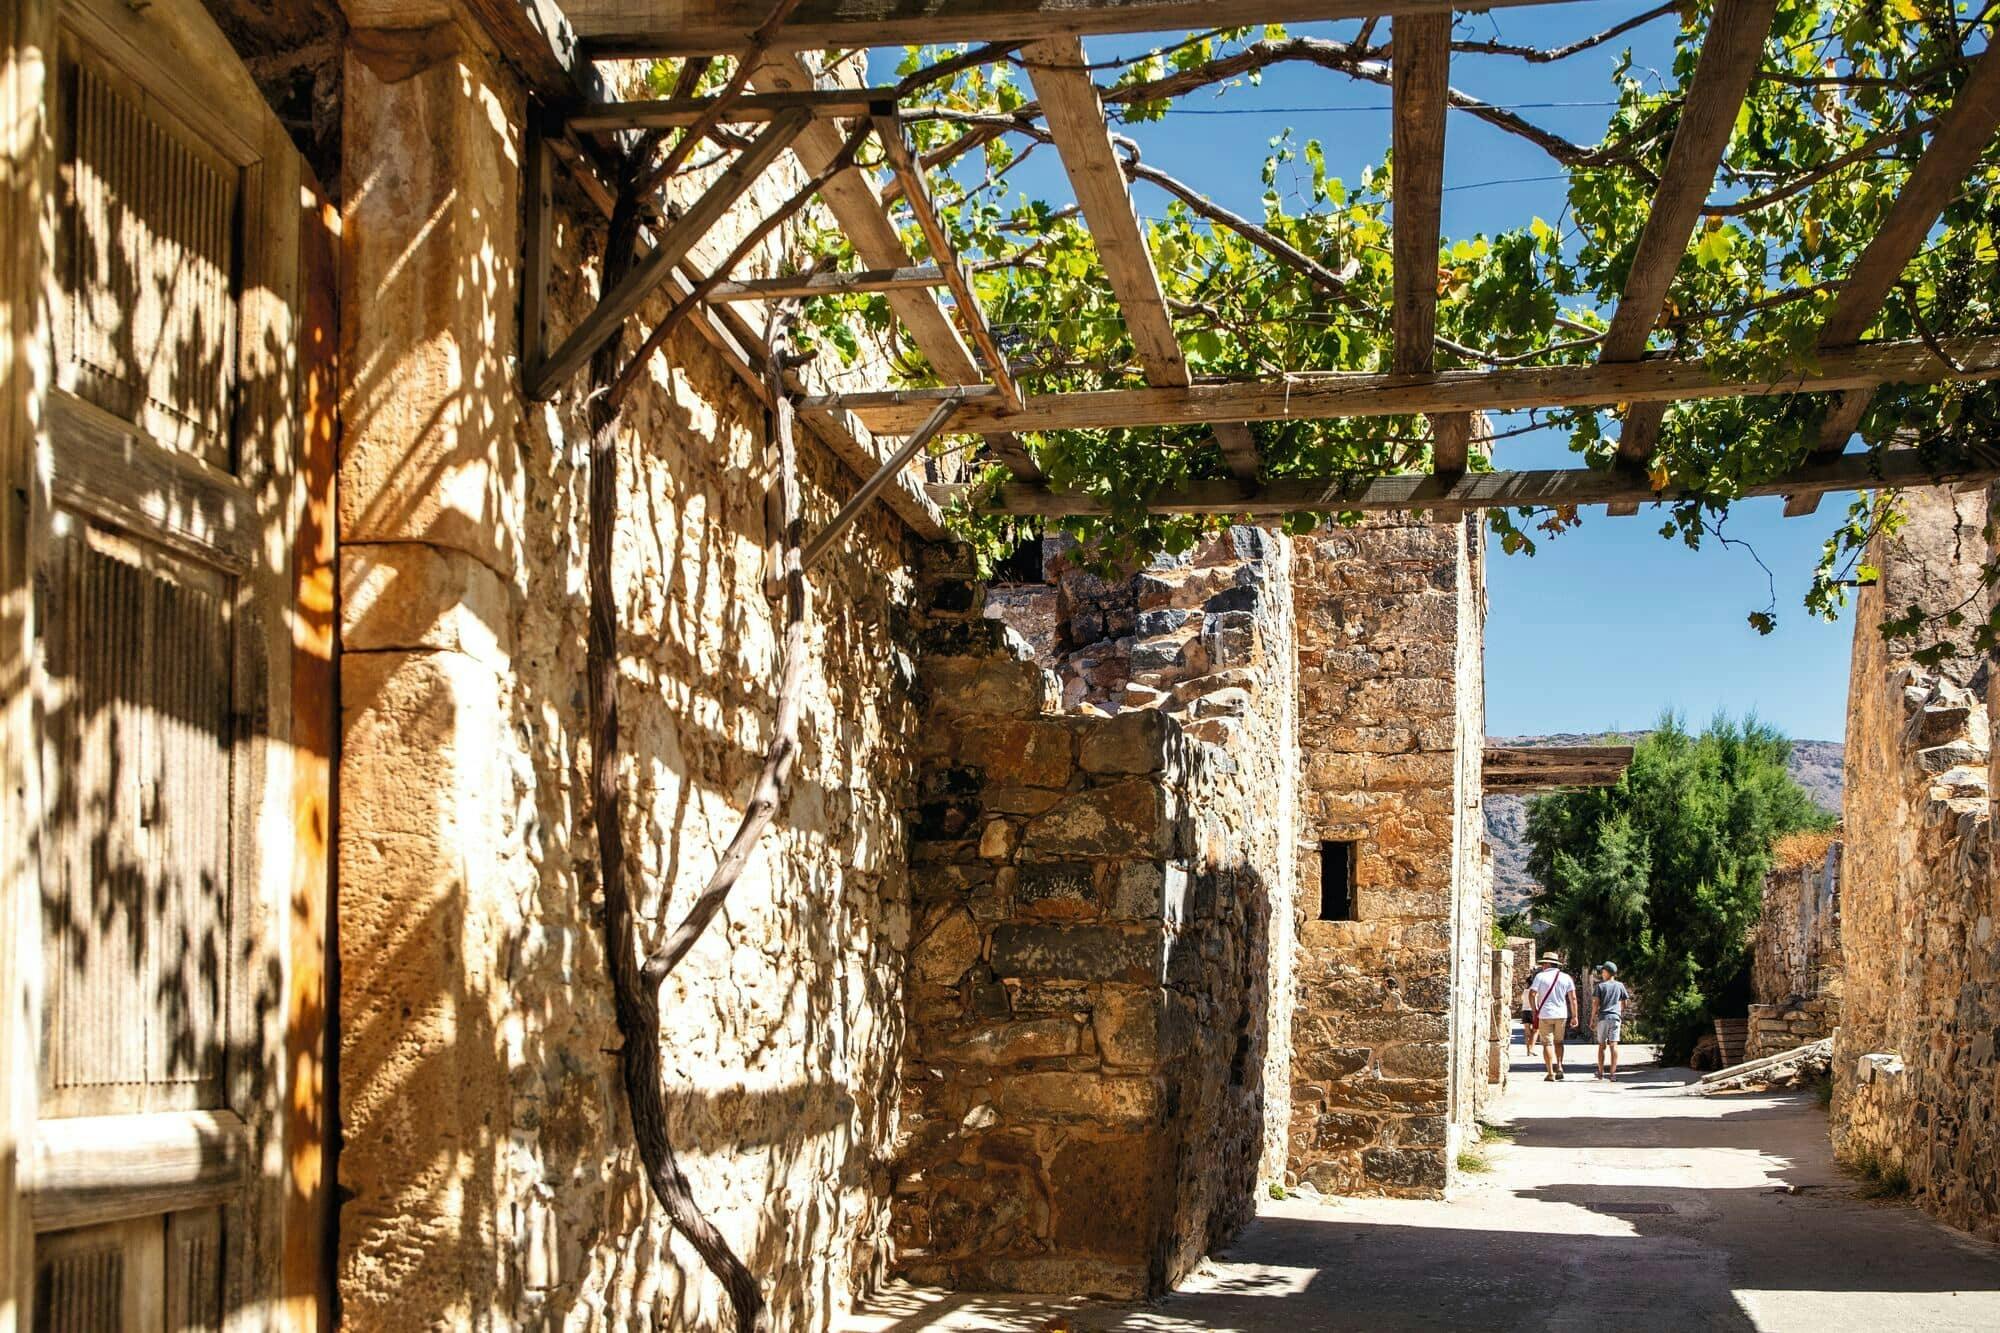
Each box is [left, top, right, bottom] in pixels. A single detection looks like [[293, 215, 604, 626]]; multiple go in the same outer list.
[[1591, 963, 1631, 1080]]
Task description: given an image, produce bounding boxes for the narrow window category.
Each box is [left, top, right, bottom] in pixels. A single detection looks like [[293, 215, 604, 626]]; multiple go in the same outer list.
[[1319, 840, 1357, 921]]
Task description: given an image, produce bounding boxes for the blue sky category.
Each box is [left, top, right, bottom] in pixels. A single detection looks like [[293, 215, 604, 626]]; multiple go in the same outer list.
[[871, 2, 1860, 742]]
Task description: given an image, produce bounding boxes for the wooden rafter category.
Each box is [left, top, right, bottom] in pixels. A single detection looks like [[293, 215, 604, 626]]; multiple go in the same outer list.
[[750, 54, 1044, 478], [1787, 40, 2000, 515], [526, 108, 809, 400], [1026, 38, 1259, 481], [872, 108, 1025, 414], [1600, 0, 1778, 514], [566, 0, 1568, 59], [570, 87, 898, 131], [706, 265, 946, 302], [932, 444, 2000, 519], [812, 334, 2000, 435], [1389, 12, 1469, 476]]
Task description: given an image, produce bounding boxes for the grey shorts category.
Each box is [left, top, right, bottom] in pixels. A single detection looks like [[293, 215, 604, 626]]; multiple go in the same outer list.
[[1596, 1016, 1623, 1044]]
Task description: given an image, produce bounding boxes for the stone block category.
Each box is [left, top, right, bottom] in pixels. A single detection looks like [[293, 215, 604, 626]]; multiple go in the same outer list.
[[1361, 1146, 1446, 1191], [1050, 1136, 1168, 1259], [1015, 862, 1098, 919], [1092, 988, 1165, 1067], [1134, 608, 1191, 636], [1313, 1110, 1381, 1149], [999, 1073, 1163, 1125], [1129, 636, 1186, 673], [962, 718, 1074, 788], [1078, 710, 1173, 775], [990, 923, 1165, 984], [1107, 861, 1189, 923], [913, 909, 983, 986], [1024, 781, 1168, 857], [927, 1017, 1084, 1065], [341, 543, 512, 668]]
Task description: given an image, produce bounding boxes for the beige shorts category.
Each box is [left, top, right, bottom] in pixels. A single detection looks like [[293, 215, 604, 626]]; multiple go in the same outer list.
[[1532, 1023, 1566, 1049]]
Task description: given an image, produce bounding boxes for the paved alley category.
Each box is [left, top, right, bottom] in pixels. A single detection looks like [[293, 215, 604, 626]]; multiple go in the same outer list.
[[846, 1046, 2000, 1332]]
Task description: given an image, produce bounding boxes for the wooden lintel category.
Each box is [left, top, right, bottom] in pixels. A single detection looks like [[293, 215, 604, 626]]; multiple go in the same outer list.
[[567, 0, 1566, 58], [528, 108, 809, 400], [812, 335, 2000, 435], [706, 265, 946, 302], [1602, 0, 1778, 469], [1485, 745, 1635, 773], [931, 446, 2000, 518], [569, 86, 899, 131]]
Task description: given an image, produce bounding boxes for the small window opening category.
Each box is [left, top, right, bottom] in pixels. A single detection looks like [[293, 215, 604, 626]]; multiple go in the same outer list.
[[994, 533, 1044, 584], [1319, 840, 1357, 921]]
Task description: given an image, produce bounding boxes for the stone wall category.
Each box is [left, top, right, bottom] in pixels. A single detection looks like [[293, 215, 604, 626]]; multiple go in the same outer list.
[[1833, 487, 2000, 1244], [893, 549, 1290, 1297], [334, 13, 927, 1329], [1746, 838, 1842, 1060], [1287, 516, 1487, 1197]]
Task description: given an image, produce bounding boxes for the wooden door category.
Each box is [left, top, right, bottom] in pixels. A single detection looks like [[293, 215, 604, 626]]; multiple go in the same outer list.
[[13, 0, 309, 1325]]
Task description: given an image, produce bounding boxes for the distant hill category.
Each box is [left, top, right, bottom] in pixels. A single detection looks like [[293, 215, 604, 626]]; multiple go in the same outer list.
[[1485, 733, 1843, 914]]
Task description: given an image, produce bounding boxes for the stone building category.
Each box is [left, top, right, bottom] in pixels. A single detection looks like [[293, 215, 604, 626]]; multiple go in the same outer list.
[[1746, 835, 1842, 1061], [0, 1, 1506, 1328], [1833, 487, 2000, 1244]]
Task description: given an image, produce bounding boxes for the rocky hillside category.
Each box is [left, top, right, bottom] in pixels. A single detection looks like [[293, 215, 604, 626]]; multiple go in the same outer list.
[[1486, 734, 1843, 913]]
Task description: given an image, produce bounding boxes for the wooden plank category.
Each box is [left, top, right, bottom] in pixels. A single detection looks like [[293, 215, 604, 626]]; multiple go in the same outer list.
[[29, 1110, 249, 1232], [1026, 37, 1260, 479], [815, 334, 2000, 435], [934, 444, 2000, 518], [462, 0, 596, 100], [1790, 38, 2000, 501], [569, 86, 895, 131], [286, 177, 338, 1332], [872, 109, 1024, 413], [527, 108, 808, 400], [707, 264, 944, 302], [568, 0, 1566, 58], [1387, 11, 1470, 475], [803, 399, 963, 567], [751, 53, 1043, 478], [1485, 745, 1635, 770], [522, 111, 555, 380], [1603, 0, 1778, 473]]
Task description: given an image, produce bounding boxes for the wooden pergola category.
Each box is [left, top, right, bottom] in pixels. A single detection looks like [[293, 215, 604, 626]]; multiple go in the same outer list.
[[501, 0, 2000, 545]]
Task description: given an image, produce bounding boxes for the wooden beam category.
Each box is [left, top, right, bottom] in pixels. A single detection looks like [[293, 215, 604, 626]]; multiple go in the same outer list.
[[873, 109, 1025, 414], [567, 0, 1567, 58], [464, 0, 596, 100], [527, 108, 808, 400], [1388, 11, 1469, 476], [1485, 745, 1634, 774], [568, 86, 897, 131], [931, 445, 2000, 518], [522, 111, 556, 381], [804, 398, 964, 567], [706, 265, 946, 302], [1026, 37, 1258, 480], [1602, 0, 1778, 482], [1789, 38, 2000, 511], [751, 53, 1043, 478], [813, 335, 2000, 435]]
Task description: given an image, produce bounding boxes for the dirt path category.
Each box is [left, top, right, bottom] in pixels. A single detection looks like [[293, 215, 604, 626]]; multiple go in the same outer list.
[[845, 1045, 2000, 1331]]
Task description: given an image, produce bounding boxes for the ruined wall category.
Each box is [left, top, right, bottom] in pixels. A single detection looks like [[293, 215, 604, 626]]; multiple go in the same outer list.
[[1287, 516, 1486, 1197], [983, 529, 1300, 1182], [335, 12, 924, 1328], [894, 550, 1288, 1298], [1746, 838, 1842, 1060], [1833, 487, 2000, 1243]]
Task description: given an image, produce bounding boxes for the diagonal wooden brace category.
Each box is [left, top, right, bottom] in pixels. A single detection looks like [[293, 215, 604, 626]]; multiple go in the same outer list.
[[526, 108, 810, 400], [804, 397, 965, 567]]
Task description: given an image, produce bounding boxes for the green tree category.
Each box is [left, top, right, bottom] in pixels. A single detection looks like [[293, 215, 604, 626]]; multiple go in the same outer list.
[[1525, 715, 1833, 1061]]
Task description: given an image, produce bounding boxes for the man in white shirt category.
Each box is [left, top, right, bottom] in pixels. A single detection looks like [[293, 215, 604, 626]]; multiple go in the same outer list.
[[1525, 953, 1578, 1082]]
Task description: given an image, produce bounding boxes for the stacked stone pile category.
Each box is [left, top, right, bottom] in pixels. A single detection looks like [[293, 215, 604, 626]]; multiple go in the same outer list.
[[1746, 996, 1839, 1061]]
